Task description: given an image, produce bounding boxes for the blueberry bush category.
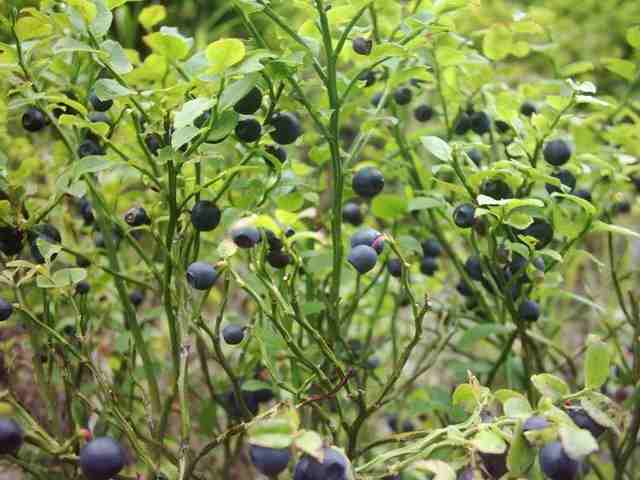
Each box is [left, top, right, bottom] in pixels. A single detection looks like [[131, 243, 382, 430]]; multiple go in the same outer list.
[[0, 1, 639, 479]]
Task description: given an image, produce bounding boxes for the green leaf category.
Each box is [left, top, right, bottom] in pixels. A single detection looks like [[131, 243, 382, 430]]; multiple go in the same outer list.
[[531, 374, 570, 400], [472, 430, 507, 454], [408, 197, 444, 211], [144, 27, 192, 59], [52, 268, 87, 287], [72, 155, 114, 178], [415, 460, 456, 480], [241, 379, 271, 392], [139, 5, 166, 31], [294, 431, 324, 461], [627, 26, 640, 49], [584, 336, 610, 389], [90, 0, 113, 37], [371, 194, 407, 220], [504, 212, 533, 230], [174, 98, 215, 130], [172, 126, 200, 150], [560, 61, 594, 77], [206, 39, 246, 75], [601, 58, 637, 81], [508, 422, 536, 475], [483, 24, 513, 61], [15, 16, 52, 41], [94, 78, 134, 100], [592, 221, 640, 239], [559, 425, 598, 460], [100, 40, 132, 74], [457, 324, 511, 349], [452, 384, 477, 412], [248, 412, 298, 449], [421, 136, 451, 162], [503, 396, 532, 418], [371, 43, 408, 61]]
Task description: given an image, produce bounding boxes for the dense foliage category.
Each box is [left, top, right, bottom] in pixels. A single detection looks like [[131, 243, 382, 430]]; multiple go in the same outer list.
[[0, 1, 639, 479]]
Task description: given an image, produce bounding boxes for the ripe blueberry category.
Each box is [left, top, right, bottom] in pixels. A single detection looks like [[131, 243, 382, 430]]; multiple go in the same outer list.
[[186, 262, 219, 290], [612, 200, 631, 215], [0, 298, 13, 322], [75, 281, 90, 295], [264, 230, 283, 251], [194, 110, 211, 128], [494, 119, 510, 133], [421, 238, 442, 257], [520, 101, 537, 117], [393, 87, 413, 106], [222, 324, 245, 345], [250, 444, 291, 477], [235, 118, 262, 143], [518, 299, 540, 322], [479, 452, 508, 479], [350, 228, 384, 253], [464, 256, 483, 281], [124, 206, 151, 227], [348, 245, 378, 274], [145, 133, 164, 155], [269, 112, 302, 145], [518, 218, 553, 250], [267, 250, 292, 269], [264, 144, 287, 168], [523, 415, 550, 432], [457, 280, 473, 297], [29, 224, 61, 264], [76, 255, 91, 268], [230, 389, 261, 417], [191, 201, 221, 232], [371, 92, 386, 108], [0, 418, 23, 454], [420, 256, 438, 276], [80, 437, 126, 480], [387, 258, 402, 278], [352, 166, 384, 198], [467, 148, 482, 166], [454, 112, 471, 135], [539, 441, 580, 480], [89, 112, 111, 125], [234, 87, 263, 115], [22, 107, 47, 132], [0, 227, 24, 256], [352, 36, 373, 55], [567, 408, 606, 438], [574, 189, 592, 202], [129, 290, 145, 307], [342, 202, 364, 226], [359, 70, 376, 87], [293, 447, 350, 480], [78, 139, 104, 157], [457, 467, 474, 480], [78, 198, 95, 225], [285, 227, 295, 238], [470, 111, 491, 135], [414, 104, 434, 122], [231, 226, 261, 248], [546, 169, 576, 195], [453, 203, 476, 228], [89, 90, 113, 112], [481, 179, 513, 200], [543, 139, 572, 166]]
